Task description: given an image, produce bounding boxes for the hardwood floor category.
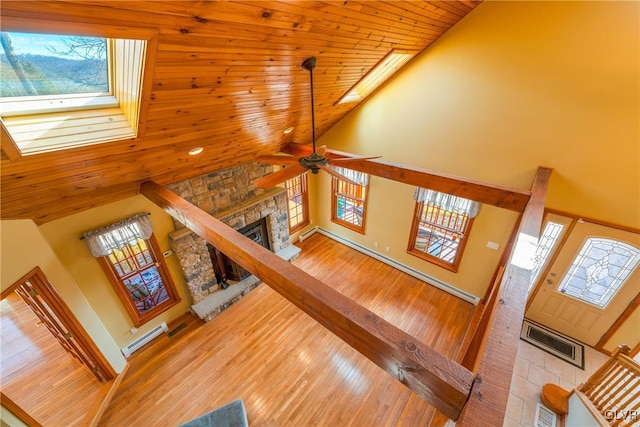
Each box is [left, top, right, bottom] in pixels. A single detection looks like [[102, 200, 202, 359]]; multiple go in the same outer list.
[[0, 293, 103, 426], [99, 234, 475, 426]]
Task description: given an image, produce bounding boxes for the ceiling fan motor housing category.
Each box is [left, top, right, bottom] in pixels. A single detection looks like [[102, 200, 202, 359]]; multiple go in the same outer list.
[[299, 152, 328, 173]]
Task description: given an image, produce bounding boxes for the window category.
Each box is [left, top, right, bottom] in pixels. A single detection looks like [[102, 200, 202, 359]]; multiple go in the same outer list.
[[556, 238, 640, 308], [528, 219, 566, 292], [337, 50, 417, 104], [1, 32, 110, 102], [331, 167, 370, 233], [407, 188, 480, 272], [0, 19, 156, 156], [82, 214, 180, 326], [285, 173, 310, 233]]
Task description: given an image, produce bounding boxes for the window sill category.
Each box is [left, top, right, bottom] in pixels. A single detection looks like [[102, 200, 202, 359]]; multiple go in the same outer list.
[[406, 248, 459, 273], [2, 107, 136, 155], [1, 94, 118, 117]]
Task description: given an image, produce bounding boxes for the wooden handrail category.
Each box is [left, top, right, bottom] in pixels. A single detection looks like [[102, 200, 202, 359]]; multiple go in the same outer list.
[[578, 345, 640, 426], [456, 167, 552, 426]]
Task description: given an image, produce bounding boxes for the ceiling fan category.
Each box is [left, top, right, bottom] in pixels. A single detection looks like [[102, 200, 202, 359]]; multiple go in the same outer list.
[[255, 56, 379, 188]]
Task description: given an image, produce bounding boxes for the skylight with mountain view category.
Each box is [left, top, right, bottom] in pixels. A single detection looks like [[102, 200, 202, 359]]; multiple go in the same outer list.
[[0, 30, 147, 155], [1, 32, 109, 100]]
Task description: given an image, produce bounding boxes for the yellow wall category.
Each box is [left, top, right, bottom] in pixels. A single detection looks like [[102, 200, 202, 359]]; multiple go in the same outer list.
[[313, 173, 517, 298], [604, 306, 640, 355], [0, 219, 126, 372], [38, 195, 190, 348], [311, 1, 639, 298]]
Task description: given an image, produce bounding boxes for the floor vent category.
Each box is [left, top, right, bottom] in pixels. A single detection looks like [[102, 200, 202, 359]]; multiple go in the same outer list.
[[521, 319, 584, 369], [121, 322, 168, 357], [534, 403, 557, 427]]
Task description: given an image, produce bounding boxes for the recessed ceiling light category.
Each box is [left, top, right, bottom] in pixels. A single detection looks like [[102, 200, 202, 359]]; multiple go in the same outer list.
[[283, 126, 294, 134], [188, 147, 204, 155]]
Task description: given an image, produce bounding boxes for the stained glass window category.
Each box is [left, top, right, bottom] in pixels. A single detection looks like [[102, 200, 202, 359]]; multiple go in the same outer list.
[[556, 238, 640, 307], [528, 221, 565, 292]]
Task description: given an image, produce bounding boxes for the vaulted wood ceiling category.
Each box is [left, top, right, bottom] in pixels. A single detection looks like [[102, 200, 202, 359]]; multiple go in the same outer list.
[[1, 1, 481, 224]]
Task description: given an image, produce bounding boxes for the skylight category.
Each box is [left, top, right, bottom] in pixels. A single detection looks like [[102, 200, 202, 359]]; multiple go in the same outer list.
[[1, 32, 109, 98], [0, 28, 150, 156], [337, 50, 418, 104]]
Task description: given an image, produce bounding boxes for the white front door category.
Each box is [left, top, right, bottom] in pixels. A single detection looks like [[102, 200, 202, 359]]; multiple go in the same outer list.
[[526, 219, 640, 346]]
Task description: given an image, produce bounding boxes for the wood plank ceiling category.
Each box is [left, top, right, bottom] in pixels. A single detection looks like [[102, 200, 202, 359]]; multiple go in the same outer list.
[[0, 1, 481, 224]]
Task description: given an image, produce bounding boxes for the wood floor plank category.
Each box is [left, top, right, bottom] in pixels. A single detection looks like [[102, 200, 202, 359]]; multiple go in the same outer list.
[[99, 234, 475, 426], [0, 293, 103, 427]]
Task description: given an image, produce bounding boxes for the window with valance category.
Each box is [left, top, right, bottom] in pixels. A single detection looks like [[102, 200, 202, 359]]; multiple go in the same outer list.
[[330, 166, 370, 234], [407, 188, 481, 272], [81, 213, 180, 327]]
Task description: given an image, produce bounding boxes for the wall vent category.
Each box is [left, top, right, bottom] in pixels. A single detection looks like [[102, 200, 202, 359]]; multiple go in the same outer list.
[[534, 403, 557, 427], [121, 322, 168, 357]]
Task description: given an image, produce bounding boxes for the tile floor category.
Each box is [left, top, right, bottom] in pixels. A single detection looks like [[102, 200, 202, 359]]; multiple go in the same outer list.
[[504, 339, 610, 427]]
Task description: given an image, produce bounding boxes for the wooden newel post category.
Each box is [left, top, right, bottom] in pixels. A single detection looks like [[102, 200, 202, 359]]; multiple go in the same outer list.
[[616, 344, 631, 356]]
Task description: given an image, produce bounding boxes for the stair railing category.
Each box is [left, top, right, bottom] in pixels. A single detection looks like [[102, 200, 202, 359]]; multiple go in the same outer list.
[[577, 345, 640, 427]]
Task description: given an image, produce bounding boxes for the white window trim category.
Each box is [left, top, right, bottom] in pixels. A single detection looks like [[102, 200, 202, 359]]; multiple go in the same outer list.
[[1, 93, 118, 117], [0, 17, 157, 156]]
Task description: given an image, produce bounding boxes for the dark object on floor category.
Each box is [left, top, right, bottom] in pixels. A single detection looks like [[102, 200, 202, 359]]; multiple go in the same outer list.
[[179, 399, 248, 427], [168, 322, 187, 338]]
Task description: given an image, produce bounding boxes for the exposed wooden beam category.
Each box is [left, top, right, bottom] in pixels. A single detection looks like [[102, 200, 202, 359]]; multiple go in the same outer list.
[[140, 180, 475, 420], [282, 143, 532, 212], [456, 167, 552, 426]]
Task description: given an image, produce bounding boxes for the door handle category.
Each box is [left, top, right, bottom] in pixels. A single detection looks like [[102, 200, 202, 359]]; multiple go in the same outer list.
[[546, 279, 554, 285]]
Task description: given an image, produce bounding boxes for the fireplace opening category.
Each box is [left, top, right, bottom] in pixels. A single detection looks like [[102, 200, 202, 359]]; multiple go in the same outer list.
[[207, 218, 271, 288]]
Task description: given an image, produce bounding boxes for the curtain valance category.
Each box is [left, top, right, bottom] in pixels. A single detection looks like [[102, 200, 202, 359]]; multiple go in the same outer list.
[[413, 188, 481, 218], [330, 166, 370, 186], [81, 213, 152, 257]]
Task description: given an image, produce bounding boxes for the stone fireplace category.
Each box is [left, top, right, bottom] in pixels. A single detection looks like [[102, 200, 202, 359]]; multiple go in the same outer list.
[[166, 161, 300, 320], [207, 217, 270, 285]]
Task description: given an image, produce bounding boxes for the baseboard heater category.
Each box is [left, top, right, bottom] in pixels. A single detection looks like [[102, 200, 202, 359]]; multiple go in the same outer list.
[[121, 322, 168, 357], [316, 228, 479, 305], [298, 226, 318, 242]]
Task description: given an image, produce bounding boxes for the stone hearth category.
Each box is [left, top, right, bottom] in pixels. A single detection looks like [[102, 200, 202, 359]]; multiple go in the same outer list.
[[166, 161, 300, 319]]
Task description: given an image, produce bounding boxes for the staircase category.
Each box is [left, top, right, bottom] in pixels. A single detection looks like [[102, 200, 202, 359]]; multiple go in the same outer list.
[[541, 345, 639, 427]]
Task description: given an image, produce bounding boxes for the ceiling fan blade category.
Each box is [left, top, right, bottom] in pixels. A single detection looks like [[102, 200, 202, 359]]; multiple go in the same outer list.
[[316, 145, 326, 156], [255, 164, 308, 188], [256, 154, 300, 166], [330, 156, 381, 164], [318, 164, 359, 186]]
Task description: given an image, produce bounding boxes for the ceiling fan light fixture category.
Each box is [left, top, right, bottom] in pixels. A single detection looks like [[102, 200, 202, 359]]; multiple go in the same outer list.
[[283, 126, 294, 134], [188, 147, 204, 155], [254, 56, 380, 189]]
